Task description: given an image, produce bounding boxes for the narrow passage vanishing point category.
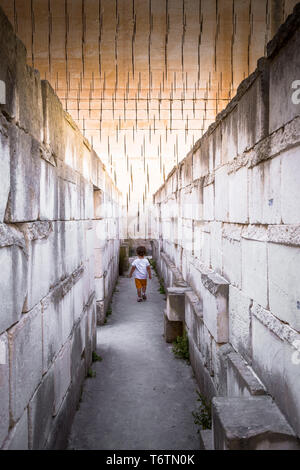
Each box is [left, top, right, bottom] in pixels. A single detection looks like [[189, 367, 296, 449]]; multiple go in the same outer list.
[[68, 264, 199, 450]]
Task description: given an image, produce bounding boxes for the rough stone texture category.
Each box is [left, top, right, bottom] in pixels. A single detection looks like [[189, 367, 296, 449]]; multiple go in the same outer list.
[[251, 304, 300, 438], [0, 132, 10, 223], [269, 27, 300, 134], [5, 127, 41, 223], [53, 340, 71, 417], [281, 147, 300, 224], [28, 367, 55, 450], [241, 238, 268, 308], [0, 243, 28, 334], [2, 409, 29, 450], [212, 396, 300, 450], [8, 305, 43, 423], [152, 6, 300, 443], [0, 6, 122, 449], [268, 242, 300, 332], [226, 351, 266, 397], [228, 286, 252, 362], [0, 332, 9, 447]]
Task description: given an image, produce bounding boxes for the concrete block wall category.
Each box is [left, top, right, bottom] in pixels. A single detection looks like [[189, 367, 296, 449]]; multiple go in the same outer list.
[[0, 8, 121, 449], [151, 5, 300, 444]]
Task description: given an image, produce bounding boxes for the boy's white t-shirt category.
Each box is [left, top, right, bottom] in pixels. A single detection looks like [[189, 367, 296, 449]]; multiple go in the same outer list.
[[132, 257, 150, 279]]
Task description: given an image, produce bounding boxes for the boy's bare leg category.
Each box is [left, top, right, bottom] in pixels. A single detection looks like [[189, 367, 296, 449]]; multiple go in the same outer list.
[[142, 285, 147, 300], [137, 288, 143, 301]]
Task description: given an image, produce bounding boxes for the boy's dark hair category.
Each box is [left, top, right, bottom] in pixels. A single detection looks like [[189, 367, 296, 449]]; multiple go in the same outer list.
[[136, 246, 146, 256]]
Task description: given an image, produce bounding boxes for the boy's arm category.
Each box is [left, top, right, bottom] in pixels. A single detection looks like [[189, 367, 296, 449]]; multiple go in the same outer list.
[[129, 266, 136, 278], [147, 265, 152, 279]]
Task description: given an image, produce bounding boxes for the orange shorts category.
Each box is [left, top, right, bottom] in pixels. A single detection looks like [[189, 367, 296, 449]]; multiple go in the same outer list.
[[135, 278, 147, 289]]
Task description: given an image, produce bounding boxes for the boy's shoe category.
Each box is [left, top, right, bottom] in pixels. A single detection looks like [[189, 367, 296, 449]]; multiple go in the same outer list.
[[142, 294, 147, 301], [137, 297, 143, 302]]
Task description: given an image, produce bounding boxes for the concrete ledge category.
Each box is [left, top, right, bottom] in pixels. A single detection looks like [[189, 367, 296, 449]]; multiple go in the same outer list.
[[212, 396, 300, 450], [166, 287, 192, 322], [185, 290, 203, 319], [227, 351, 266, 397]]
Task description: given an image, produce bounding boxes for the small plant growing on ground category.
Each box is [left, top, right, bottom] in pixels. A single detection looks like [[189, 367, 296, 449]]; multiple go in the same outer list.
[[92, 352, 103, 363], [192, 391, 212, 431], [106, 307, 112, 317], [172, 331, 190, 362], [157, 276, 165, 295], [87, 368, 96, 378]]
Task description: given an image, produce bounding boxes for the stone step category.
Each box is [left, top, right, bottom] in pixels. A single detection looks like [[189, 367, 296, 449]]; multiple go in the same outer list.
[[212, 396, 300, 450], [199, 429, 214, 450]]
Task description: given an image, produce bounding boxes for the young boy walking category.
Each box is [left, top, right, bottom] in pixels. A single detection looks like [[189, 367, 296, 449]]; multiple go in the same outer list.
[[129, 246, 152, 302]]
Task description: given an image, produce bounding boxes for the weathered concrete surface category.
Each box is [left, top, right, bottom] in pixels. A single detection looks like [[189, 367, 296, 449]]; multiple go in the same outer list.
[[212, 396, 300, 450], [68, 271, 199, 450]]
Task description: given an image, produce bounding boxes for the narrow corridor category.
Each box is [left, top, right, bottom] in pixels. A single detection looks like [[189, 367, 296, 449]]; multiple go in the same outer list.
[[67, 262, 199, 450]]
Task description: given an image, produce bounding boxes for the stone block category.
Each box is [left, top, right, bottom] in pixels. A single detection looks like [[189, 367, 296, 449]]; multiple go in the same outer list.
[[228, 286, 252, 361], [28, 367, 55, 450], [22, 221, 58, 312], [269, 28, 300, 133], [249, 155, 281, 224], [237, 71, 267, 155], [268, 243, 300, 332], [72, 273, 85, 322], [53, 340, 71, 417], [60, 288, 74, 346], [227, 351, 266, 398], [2, 409, 28, 450], [203, 184, 214, 221], [5, 127, 41, 223], [212, 396, 300, 450], [214, 166, 229, 221], [8, 305, 43, 422], [210, 222, 223, 274], [164, 311, 183, 343], [42, 294, 63, 373], [94, 247, 107, 278], [222, 237, 242, 288], [41, 81, 67, 162], [0, 332, 9, 447], [211, 342, 233, 395], [201, 271, 229, 343], [188, 332, 217, 402], [281, 147, 300, 224], [241, 238, 268, 308], [0, 10, 24, 120], [39, 159, 59, 221], [251, 304, 300, 437], [228, 167, 248, 223], [0, 10, 43, 140], [221, 107, 238, 164], [197, 319, 212, 373], [62, 221, 85, 278], [166, 287, 191, 322], [0, 132, 10, 223], [0, 240, 28, 334]]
